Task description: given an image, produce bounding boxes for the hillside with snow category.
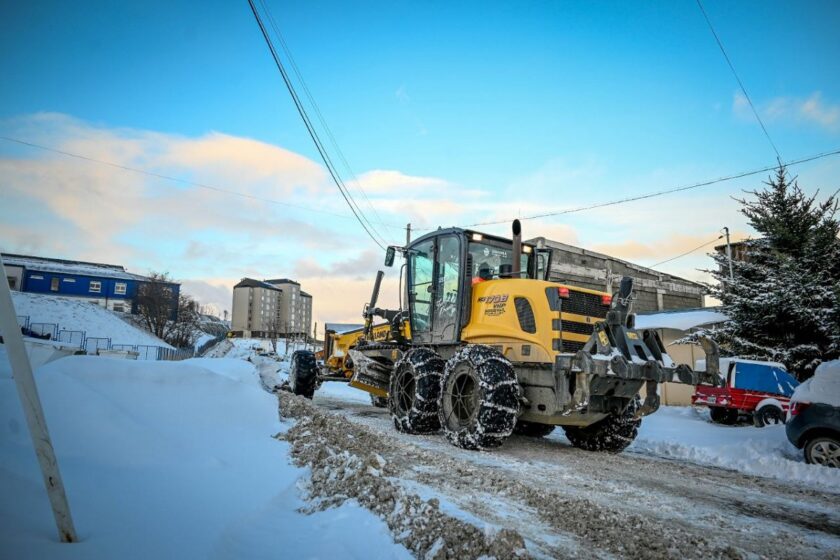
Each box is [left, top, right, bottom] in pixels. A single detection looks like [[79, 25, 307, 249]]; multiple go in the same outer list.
[[12, 292, 171, 349]]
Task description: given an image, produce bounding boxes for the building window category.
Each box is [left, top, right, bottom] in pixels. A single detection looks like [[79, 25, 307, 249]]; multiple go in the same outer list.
[[89, 281, 101, 293], [50, 278, 59, 292], [113, 304, 125, 312], [115, 282, 127, 295], [63, 278, 76, 283]]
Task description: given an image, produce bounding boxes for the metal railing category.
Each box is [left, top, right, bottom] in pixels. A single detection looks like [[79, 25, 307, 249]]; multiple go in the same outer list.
[[14, 314, 194, 361]]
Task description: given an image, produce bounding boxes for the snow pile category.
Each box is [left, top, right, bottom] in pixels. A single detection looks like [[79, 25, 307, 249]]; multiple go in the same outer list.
[[627, 406, 840, 491], [634, 309, 729, 331], [10, 292, 170, 349], [791, 359, 840, 406], [0, 346, 410, 559]]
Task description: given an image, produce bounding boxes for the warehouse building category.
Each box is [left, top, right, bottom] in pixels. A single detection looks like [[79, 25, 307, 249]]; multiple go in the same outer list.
[[528, 238, 705, 312]]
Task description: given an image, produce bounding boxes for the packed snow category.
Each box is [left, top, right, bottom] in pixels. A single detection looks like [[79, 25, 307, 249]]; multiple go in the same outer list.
[[0, 345, 410, 559], [791, 359, 840, 407], [634, 308, 729, 331], [11, 292, 171, 349], [624, 406, 839, 490]]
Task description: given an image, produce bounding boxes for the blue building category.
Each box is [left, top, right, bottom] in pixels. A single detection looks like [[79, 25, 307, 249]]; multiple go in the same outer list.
[[2, 253, 180, 316]]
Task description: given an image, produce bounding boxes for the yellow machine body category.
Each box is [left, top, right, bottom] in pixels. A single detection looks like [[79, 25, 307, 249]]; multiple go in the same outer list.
[[462, 278, 609, 364]]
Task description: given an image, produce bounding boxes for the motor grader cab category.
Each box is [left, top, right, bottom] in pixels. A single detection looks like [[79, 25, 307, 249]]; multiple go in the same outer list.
[[289, 220, 720, 452]]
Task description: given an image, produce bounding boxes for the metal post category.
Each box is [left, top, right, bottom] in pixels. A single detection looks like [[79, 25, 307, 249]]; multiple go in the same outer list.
[[406, 223, 411, 246], [0, 255, 77, 543], [723, 226, 734, 281]]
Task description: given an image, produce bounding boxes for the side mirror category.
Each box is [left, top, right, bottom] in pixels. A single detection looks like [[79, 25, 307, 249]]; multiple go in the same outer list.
[[384, 246, 396, 267]]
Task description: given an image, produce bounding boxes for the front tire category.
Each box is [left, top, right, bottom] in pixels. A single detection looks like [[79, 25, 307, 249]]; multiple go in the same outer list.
[[439, 345, 520, 450], [389, 348, 444, 434], [804, 436, 840, 468], [289, 350, 317, 399], [563, 398, 641, 453]]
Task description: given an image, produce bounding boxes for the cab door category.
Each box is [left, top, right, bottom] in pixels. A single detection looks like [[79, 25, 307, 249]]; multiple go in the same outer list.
[[430, 234, 462, 343], [407, 234, 464, 345], [407, 238, 435, 344]]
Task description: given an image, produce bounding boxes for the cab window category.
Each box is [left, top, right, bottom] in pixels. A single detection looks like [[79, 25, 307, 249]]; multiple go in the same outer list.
[[468, 241, 530, 280]]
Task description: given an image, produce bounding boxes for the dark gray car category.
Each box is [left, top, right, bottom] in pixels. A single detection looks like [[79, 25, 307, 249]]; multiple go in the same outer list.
[[786, 400, 840, 468]]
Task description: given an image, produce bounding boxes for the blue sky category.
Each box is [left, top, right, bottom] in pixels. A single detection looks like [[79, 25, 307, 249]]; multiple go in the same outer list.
[[1, 1, 839, 325]]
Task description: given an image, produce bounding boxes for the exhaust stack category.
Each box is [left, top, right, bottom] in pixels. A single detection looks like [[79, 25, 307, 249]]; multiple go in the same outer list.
[[511, 219, 522, 278]]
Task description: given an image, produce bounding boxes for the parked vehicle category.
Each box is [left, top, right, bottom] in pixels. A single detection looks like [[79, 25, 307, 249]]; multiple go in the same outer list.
[[692, 358, 799, 427], [786, 360, 840, 468]]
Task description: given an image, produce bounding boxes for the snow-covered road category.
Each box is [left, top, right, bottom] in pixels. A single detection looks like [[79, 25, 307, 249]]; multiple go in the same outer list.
[[301, 382, 839, 559]]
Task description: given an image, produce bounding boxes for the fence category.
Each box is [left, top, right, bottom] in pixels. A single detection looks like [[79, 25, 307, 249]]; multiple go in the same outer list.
[[28, 322, 58, 340], [14, 314, 193, 362], [58, 330, 85, 347]]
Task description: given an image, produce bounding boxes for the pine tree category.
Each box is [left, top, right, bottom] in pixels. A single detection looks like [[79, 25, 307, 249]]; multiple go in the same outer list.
[[706, 166, 839, 380]]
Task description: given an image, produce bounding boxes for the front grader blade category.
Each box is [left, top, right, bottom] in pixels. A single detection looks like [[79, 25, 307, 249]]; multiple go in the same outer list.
[[347, 346, 400, 398]]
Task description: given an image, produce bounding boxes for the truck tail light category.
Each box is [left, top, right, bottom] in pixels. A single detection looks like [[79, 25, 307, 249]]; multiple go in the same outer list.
[[789, 401, 810, 417], [601, 294, 612, 305], [557, 287, 570, 298]]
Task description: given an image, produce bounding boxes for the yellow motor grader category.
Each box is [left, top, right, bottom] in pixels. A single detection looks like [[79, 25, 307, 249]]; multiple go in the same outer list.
[[287, 220, 720, 452]]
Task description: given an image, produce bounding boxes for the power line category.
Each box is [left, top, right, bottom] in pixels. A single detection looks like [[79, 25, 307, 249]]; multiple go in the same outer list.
[[447, 147, 840, 230], [258, 0, 399, 240], [248, 0, 388, 250], [649, 234, 723, 268], [0, 135, 406, 226], [695, 0, 781, 162]]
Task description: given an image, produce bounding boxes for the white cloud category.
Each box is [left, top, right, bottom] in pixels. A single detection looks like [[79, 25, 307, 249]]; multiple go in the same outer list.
[[733, 91, 840, 132]]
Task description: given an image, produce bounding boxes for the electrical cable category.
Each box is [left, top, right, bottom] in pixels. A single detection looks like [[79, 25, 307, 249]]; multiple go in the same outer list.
[[695, 0, 781, 162], [0, 135, 408, 226], [441, 147, 840, 230], [258, 0, 400, 242], [649, 234, 724, 268], [248, 0, 388, 250]]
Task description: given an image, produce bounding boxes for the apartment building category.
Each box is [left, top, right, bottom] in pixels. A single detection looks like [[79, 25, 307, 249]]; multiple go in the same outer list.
[[230, 277, 313, 338]]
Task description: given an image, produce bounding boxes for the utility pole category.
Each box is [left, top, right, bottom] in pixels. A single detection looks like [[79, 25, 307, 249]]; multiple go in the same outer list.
[[723, 226, 734, 282], [406, 223, 411, 246], [0, 256, 77, 543]]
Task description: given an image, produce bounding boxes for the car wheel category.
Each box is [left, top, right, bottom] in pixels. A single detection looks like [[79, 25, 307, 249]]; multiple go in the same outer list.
[[804, 436, 840, 468], [754, 404, 784, 427]]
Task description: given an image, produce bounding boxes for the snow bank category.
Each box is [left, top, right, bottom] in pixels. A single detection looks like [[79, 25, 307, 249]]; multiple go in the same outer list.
[[791, 359, 840, 407], [0, 346, 410, 559], [634, 309, 728, 331], [10, 292, 170, 349], [628, 406, 840, 491]]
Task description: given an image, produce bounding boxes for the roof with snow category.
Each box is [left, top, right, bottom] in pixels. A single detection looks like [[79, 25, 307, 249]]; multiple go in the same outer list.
[[265, 278, 299, 286], [634, 307, 729, 331], [233, 278, 283, 292], [2, 253, 155, 282]]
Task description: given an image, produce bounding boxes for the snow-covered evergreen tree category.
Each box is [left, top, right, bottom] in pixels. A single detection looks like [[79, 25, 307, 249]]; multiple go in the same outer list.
[[706, 167, 839, 380]]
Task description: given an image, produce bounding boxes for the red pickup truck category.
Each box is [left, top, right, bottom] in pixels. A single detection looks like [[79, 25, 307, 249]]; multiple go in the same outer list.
[[692, 358, 799, 427]]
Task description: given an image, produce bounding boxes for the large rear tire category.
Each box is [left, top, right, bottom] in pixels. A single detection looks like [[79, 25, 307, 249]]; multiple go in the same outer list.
[[389, 348, 444, 433], [439, 345, 521, 450], [563, 398, 641, 453], [513, 420, 555, 438], [289, 350, 317, 399]]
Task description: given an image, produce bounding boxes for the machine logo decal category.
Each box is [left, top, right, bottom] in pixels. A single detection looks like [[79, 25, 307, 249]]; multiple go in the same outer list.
[[479, 294, 508, 316]]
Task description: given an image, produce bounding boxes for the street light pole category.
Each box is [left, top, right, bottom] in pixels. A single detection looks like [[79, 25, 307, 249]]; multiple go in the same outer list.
[[723, 226, 734, 282]]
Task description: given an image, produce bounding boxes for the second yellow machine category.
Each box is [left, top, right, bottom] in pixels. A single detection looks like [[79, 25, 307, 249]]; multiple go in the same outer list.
[[287, 220, 719, 452]]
